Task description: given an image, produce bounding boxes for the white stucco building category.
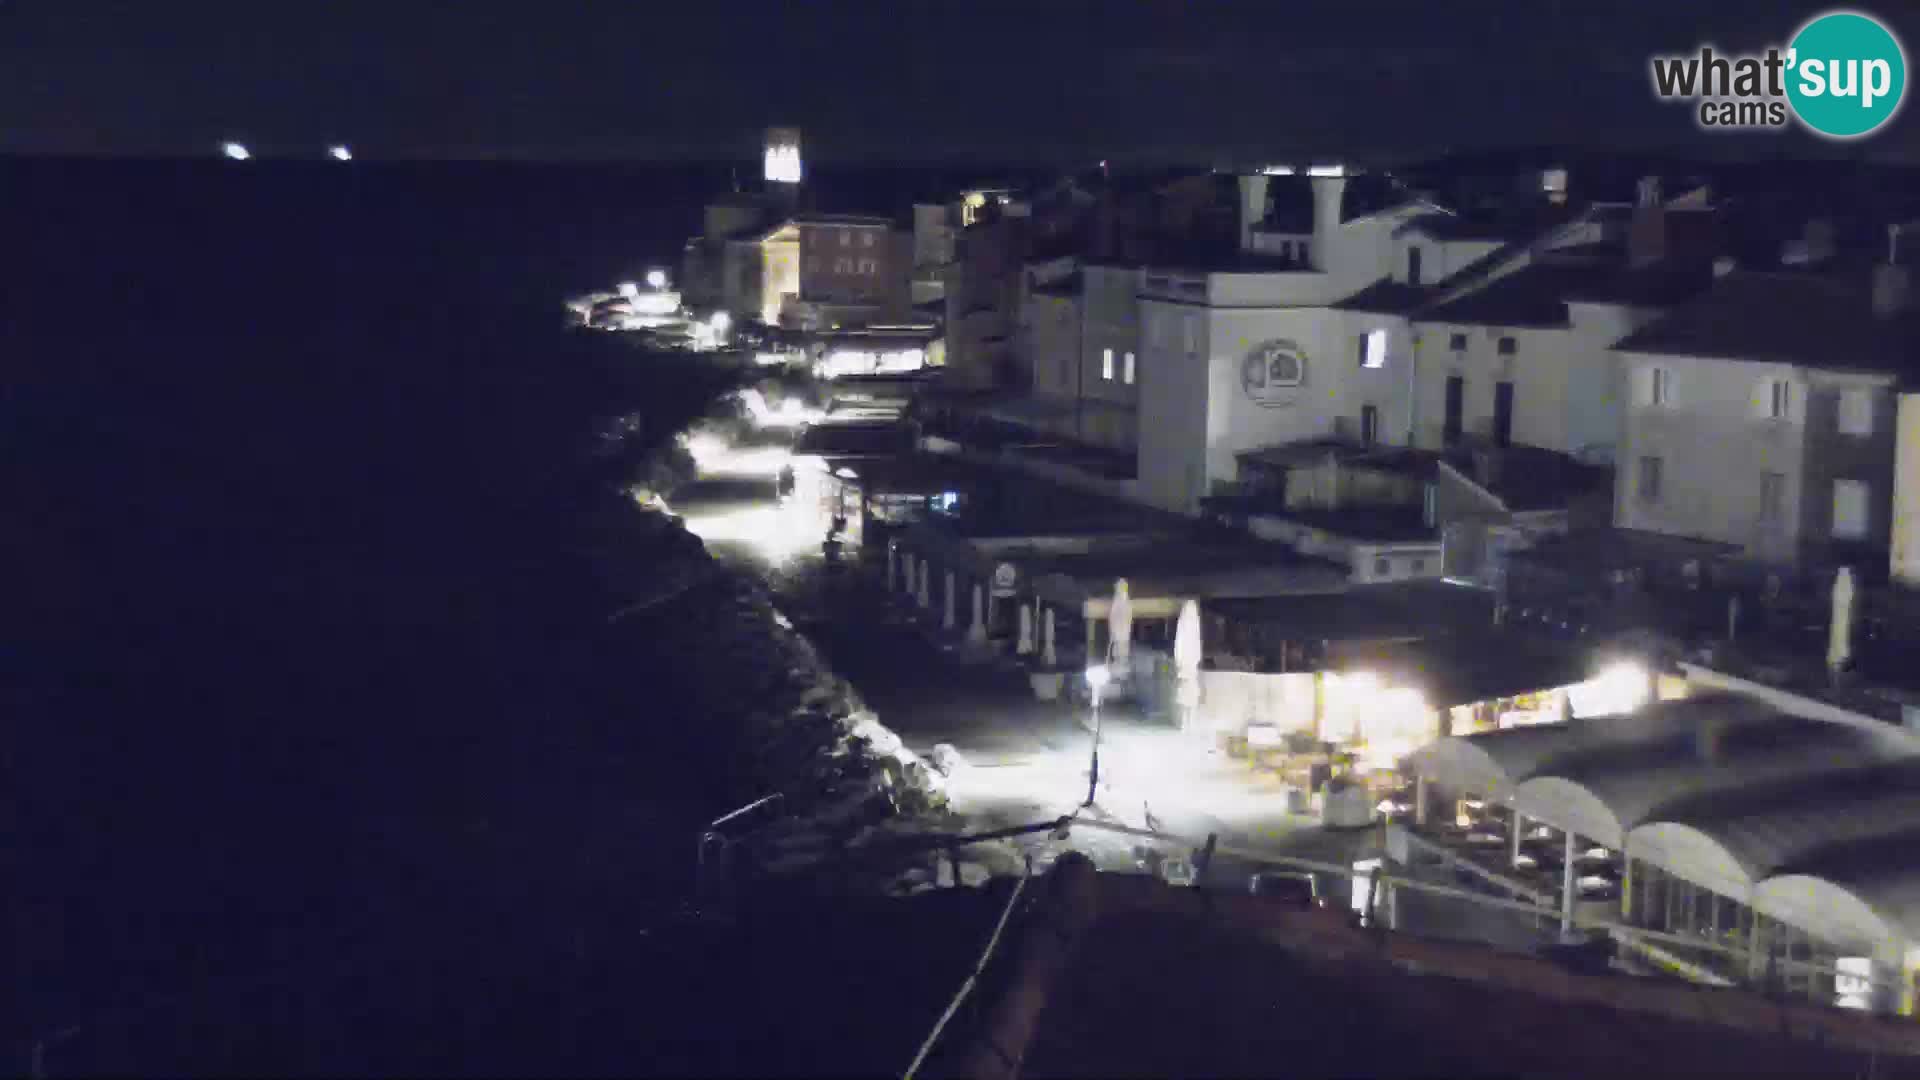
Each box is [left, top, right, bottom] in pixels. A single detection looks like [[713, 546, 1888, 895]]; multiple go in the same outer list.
[[1135, 171, 1448, 514], [1613, 263, 1915, 571]]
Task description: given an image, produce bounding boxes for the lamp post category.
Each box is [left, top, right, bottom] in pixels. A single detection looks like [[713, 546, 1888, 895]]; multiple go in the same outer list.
[[1084, 664, 1111, 807]]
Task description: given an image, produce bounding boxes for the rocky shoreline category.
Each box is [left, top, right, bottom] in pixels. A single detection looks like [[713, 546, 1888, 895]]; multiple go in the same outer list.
[[601, 502, 1023, 898]]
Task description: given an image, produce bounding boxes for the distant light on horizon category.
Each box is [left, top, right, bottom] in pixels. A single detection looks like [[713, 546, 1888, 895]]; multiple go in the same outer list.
[[222, 142, 251, 161], [329, 145, 353, 161]]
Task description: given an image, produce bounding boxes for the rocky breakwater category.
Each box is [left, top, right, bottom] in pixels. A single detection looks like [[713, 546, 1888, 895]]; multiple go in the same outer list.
[[601, 505, 1019, 901]]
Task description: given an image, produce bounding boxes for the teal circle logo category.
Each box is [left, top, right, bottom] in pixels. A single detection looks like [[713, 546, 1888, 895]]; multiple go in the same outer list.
[[1786, 11, 1906, 138]]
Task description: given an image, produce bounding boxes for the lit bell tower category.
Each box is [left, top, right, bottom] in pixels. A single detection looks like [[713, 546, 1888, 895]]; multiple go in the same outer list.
[[764, 126, 802, 209]]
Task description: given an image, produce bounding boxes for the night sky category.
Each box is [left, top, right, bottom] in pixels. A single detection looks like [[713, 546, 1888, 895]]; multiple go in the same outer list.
[[2, 0, 1917, 164]]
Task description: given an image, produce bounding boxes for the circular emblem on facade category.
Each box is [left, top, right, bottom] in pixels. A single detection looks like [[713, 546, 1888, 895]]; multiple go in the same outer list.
[[993, 562, 1018, 595], [1240, 340, 1307, 409]]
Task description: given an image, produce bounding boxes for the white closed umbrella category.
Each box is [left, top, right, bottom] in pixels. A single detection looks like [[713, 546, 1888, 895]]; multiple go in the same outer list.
[[1108, 579, 1133, 670], [1042, 607, 1057, 668], [968, 582, 987, 645], [1174, 599, 1202, 729], [1829, 566, 1857, 672], [1017, 604, 1035, 656]]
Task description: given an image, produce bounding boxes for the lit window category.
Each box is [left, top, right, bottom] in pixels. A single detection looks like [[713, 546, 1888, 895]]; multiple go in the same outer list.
[[1360, 329, 1387, 369], [1638, 456, 1663, 503], [1123, 351, 1135, 385], [1839, 388, 1874, 435], [1497, 337, 1517, 356], [1449, 333, 1467, 351], [1102, 348, 1114, 380], [1833, 478, 1869, 540], [861, 232, 875, 248]]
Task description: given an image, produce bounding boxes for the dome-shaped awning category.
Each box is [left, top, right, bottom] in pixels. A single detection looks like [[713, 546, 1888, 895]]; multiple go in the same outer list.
[[1406, 694, 1760, 803], [1515, 714, 1907, 849], [1628, 760, 1920, 903], [1753, 857, 1920, 958]]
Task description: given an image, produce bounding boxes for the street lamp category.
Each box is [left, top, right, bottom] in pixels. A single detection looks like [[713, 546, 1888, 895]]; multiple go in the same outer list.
[[1084, 664, 1111, 807], [645, 269, 669, 290], [328, 145, 352, 161]]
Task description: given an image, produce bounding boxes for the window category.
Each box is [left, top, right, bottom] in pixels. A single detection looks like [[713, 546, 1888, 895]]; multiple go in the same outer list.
[[1833, 479, 1869, 540], [839, 230, 851, 247], [1101, 347, 1114, 381], [1637, 456, 1663, 504], [1360, 404, 1379, 445], [857, 259, 877, 274], [1492, 381, 1514, 448], [1449, 333, 1467, 351], [1423, 483, 1437, 527], [1839, 388, 1875, 436], [860, 232, 875, 248], [1762, 378, 1790, 420], [1411, 558, 1427, 574], [1123, 351, 1136, 385], [1374, 557, 1391, 576], [1497, 337, 1517, 356], [1407, 246, 1424, 286], [1443, 375, 1465, 446], [1359, 329, 1387, 369], [1759, 471, 1785, 522], [1648, 367, 1671, 407], [1183, 314, 1198, 356]]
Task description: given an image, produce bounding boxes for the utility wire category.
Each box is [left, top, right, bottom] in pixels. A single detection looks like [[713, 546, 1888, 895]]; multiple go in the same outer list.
[[901, 858, 1031, 1080]]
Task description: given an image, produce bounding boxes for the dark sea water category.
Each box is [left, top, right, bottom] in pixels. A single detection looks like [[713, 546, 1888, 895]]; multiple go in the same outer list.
[[0, 156, 1002, 1073]]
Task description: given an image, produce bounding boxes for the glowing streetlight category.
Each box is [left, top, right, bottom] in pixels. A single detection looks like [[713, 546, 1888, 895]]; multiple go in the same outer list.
[[222, 142, 251, 161], [645, 269, 669, 290], [709, 310, 732, 334], [328, 145, 352, 161], [618, 282, 640, 300], [1084, 664, 1112, 808]]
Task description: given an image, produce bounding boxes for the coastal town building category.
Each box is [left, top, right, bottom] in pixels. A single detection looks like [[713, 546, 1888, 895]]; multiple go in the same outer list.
[[1613, 248, 1917, 576]]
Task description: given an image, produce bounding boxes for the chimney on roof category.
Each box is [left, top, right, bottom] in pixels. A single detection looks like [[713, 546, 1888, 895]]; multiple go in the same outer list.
[[1309, 171, 1349, 272], [1237, 173, 1270, 253], [1875, 224, 1913, 318], [1629, 177, 1667, 268]]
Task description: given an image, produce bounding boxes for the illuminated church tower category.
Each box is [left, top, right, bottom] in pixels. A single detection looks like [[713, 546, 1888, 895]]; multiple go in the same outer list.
[[764, 126, 802, 209]]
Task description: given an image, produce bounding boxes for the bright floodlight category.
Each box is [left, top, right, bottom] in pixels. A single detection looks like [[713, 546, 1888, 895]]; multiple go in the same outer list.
[[645, 269, 668, 290], [1085, 664, 1111, 691], [618, 282, 640, 300], [222, 142, 251, 161], [709, 311, 731, 332], [329, 145, 352, 161]]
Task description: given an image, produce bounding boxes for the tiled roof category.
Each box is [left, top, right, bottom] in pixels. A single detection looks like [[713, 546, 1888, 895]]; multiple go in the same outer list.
[[1416, 260, 1713, 329], [1331, 278, 1430, 315], [1611, 269, 1920, 375]]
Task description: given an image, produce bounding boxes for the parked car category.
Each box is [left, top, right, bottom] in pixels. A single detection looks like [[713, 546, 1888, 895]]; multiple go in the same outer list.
[[1249, 871, 1323, 908]]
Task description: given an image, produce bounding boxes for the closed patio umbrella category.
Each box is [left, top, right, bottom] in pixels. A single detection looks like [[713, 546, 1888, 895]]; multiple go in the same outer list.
[[1017, 604, 1035, 656], [1174, 598, 1202, 730], [1108, 579, 1133, 670], [1829, 566, 1856, 673]]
